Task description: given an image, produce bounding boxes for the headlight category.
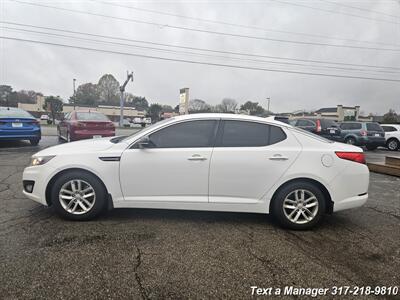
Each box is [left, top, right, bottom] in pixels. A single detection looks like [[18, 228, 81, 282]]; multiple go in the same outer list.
[[30, 155, 55, 166]]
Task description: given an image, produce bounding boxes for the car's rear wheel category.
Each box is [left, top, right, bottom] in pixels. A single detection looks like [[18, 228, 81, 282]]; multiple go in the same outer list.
[[51, 171, 107, 220], [29, 138, 40, 146], [271, 181, 326, 230], [387, 138, 399, 151], [345, 137, 356, 145]]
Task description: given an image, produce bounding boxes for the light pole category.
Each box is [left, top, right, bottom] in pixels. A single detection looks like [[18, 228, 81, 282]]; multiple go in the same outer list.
[[266, 97, 270, 114], [73, 78, 76, 109], [119, 71, 134, 127]]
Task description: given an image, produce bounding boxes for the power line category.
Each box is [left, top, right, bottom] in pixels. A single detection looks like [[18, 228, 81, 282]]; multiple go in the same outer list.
[[96, 0, 399, 47], [1, 35, 400, 83], [319, 0, 400, 19], [4, 25, 399, 76], [9, 0, 400, 52], [2, 20, 399, 72], [270, 0, 400, 25]]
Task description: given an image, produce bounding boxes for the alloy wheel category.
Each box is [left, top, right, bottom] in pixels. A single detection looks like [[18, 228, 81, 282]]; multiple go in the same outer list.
[[283, 189, 319, 224], [388, 140, 398, 151], [59, 179, 96, 215]]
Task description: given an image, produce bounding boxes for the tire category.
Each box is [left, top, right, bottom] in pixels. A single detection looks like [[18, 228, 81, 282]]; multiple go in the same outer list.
[[57, 127, 63, 142], [29, 138, 40, 146], [386, 138, 399, 151], [51, 171, 108, 221], [345, 137, 356, 145], [271, 181, 326, 230], [366, 145, 377, 151]]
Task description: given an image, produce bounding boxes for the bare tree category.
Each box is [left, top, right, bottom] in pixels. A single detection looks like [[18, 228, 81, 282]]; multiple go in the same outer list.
[[215, 98, 238, 113]]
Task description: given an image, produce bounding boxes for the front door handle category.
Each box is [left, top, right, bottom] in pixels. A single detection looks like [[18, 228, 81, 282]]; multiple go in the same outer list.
[[188, 154, 207, 161], [269, 154, 289, 161]]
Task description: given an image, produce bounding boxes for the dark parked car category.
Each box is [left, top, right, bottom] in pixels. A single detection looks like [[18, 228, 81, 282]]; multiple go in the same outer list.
[[0, 107, 41, 145], [338, 121, 385, 150], [57, 110, 115, 142], [289, 118, 341, 141]]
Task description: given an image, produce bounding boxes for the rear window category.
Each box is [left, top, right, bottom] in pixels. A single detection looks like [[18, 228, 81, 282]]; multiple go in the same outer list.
[[366, 123, 383, 132], [340, 122, 362, 130], [0, 108, 33, 118], [76, 112, 109, 121], [320, 119, 338, 128]]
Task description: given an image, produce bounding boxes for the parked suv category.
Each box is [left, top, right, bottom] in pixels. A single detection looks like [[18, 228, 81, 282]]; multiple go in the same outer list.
[[381, 124, 400, 151], [290, 118, 341, 141], [339, 121, 385, 150]]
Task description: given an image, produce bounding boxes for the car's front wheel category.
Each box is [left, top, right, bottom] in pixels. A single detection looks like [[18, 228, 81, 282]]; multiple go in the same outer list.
[[271, 181, 326, 230], [51, 171, 107, 220]]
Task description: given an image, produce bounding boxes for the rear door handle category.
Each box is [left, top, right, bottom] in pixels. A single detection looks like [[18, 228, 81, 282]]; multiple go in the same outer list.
[[269, 154, 289, 161], [188, 154, 207, 161]]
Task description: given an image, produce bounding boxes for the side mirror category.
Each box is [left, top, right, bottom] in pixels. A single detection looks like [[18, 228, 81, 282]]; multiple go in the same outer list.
[[137, 136, 152, 149]]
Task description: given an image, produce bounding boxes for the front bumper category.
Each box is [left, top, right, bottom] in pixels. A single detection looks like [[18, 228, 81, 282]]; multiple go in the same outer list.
[[22, 165, 55, 206]]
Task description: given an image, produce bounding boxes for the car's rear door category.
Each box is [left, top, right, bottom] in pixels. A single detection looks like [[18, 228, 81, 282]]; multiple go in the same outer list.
[[119, 119, 219, 202], [209, 120, 301, 204]]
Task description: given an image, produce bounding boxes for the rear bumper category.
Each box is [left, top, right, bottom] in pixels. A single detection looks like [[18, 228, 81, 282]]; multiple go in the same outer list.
[[71, 130, 115, 140], [0, 130, 41, 140], [333, 193, 368, 212], [356, 136, 385, 146]]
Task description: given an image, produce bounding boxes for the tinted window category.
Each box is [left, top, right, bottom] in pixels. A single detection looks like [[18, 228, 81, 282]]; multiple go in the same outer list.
[[217, 121, 286, 147], [269, 125, 287, 145], [297, 119, 315, 127], [366, 123, 383, 132], [76, 112, 109, 121], [320, 119, 337, 128], [149, 120, 217, 148], [340, 122, 362, 130], [382, 126, 397, 132]]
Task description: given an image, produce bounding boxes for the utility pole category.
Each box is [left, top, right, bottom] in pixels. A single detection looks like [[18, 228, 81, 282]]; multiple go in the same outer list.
[[266, 97, 271, 114], [73, 78, 76, 109], [119, 71, 134, 127]]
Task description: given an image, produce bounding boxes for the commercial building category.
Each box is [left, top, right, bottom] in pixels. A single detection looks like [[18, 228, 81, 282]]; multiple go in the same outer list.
[[18, 95, 145, 121]]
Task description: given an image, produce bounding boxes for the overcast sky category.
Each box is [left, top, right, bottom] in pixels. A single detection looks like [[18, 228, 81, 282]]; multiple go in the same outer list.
[[1, 0, 399, 115]]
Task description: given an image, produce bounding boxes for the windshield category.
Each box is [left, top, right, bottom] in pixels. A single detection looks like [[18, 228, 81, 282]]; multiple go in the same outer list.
[[0, 107, 34, 118], [111, 118, 174, 143]]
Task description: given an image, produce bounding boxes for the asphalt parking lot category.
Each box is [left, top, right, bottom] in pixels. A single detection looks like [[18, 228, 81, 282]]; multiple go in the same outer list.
[[0, 137, 399, 299]]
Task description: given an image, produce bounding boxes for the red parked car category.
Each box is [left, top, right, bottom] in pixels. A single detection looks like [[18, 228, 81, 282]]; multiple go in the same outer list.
[[57, 111, 115, 142]]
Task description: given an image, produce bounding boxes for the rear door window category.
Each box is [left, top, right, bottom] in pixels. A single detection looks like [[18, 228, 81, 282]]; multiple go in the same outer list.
[[296, 119, 315, 127], [340, 123, 361, 130], [216, 120, 286, 147], [382, 126, 397, 132]]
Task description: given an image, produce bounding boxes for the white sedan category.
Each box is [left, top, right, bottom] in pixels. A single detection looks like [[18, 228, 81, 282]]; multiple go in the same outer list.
[[22, 114, 369, 229]]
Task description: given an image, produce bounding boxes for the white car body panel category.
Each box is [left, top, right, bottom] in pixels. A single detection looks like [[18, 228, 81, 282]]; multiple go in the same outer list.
[[22, 113, 369, 216], [381, 124, 400, 142]]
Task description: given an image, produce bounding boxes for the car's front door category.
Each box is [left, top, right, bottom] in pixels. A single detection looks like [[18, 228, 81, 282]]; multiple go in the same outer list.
[[209, 120, 301, 203], [119, 119, 219, 202]]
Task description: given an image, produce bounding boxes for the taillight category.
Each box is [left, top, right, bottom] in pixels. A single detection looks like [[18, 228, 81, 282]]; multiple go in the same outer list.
[[360, 130, 367, 136], [106, 122, 114, 128], [76, 122, 86, 128], [335, 152, 366, 164], [29, 120, 40, 125], [316, 120, 322, 133]]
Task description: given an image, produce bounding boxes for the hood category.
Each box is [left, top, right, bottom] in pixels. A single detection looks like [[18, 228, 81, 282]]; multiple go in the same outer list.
[[34, 137, 115, 156]]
